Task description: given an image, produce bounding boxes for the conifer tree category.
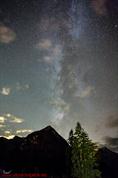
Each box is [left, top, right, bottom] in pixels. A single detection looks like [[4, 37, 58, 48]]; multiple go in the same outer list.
[[68, 122, 101, 178]]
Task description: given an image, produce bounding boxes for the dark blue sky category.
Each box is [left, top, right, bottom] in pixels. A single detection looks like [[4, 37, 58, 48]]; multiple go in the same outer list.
[[0, 0, 118, 151]]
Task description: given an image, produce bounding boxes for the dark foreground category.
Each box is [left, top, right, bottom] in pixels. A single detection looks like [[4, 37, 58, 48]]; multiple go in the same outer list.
[[0, 126, 118, 178]]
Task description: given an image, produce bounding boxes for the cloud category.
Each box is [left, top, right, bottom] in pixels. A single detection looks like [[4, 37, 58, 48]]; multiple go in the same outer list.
[[2, 130, 15, 139], [75, 86, 95, 98], [43, 45, 62, 64], [0, 83, 30, 96], [0, 129, 32, 139], [91, 0, 108, 16], [106, 114, 118, 128], [0, 113, 24, 124], [16, 82, 30, 91], [44, 56, 52, 63], [9, 117, 23, 123], [55, 112, 65, 121], [37, 39, 52, 49], [5, 135, 15, 139], [5, 113, 11, 117], [0, 25, 16, 44], [16, 129, 32, 134], [0, 124, 5, 128], [5, 114, 24, 123], [0, 114, 27, 139], [4, 130, 11, 135], [47, 45, 62, 64], [51, 111, 65, 126], [50, 98, 70, 112], [0, 116, 6, 123], [0, 128, 32, 139], [0, 87, 11, 96], [36, 38, 62, 64], [104, 136, 118, 152]]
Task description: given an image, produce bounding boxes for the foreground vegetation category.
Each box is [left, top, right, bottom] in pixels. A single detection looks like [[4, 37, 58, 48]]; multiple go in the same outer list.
[[68, 122, 101, 178]]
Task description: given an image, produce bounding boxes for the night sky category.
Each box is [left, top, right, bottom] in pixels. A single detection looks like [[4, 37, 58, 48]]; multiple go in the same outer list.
[[0, 0, 118, 152]]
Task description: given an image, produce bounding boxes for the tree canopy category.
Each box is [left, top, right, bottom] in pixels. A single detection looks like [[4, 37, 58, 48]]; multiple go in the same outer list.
[[68, 122, 101, 178]]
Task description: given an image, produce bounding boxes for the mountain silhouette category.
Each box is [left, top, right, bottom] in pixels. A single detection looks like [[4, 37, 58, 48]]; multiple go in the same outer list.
[[0, 126, 118, 178], [0, 126, 69, 177], [97, 147, 118, 178]]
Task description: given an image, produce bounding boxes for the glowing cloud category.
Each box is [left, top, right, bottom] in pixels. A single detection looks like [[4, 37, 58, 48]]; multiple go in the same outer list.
[[0, 116, 6, 123], [56, 112, 65, 121], [4, 130, 11, 135], [3, 130, 15, 139], [0, 83, 30, 96], [0, 87, 11, 96], [9, 117, 24, 123], [2, 113, 24, 123], [0, 25, 16, 43], [5, 135, 15, 139], [16, 129, 32, 134], [5, 113, 11, 117]]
